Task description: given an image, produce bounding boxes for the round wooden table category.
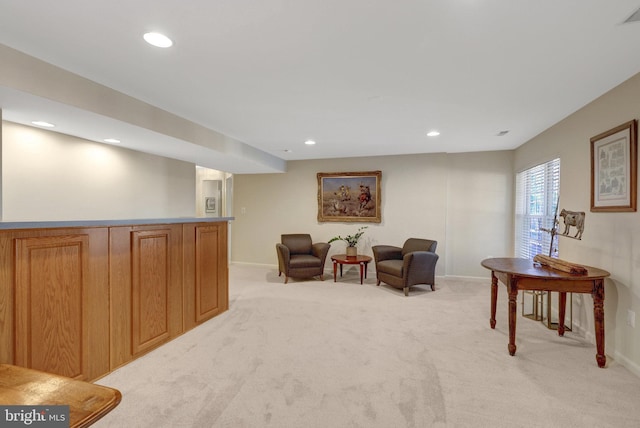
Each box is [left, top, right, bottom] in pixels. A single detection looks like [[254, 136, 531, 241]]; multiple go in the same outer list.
[[481, 257, 610, 367], [331, 254, 372, 284]]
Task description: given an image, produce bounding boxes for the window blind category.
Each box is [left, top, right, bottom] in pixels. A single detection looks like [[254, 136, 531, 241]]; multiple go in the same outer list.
[[515, 158, 560, 259]]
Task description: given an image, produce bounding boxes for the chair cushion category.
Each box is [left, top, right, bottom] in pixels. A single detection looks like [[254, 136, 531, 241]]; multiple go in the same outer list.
[[289, 254, 322, 268], [376, 259, 403, 277]]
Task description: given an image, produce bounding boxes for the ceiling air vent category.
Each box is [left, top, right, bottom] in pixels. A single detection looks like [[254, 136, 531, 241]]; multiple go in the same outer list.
[[624, 7, 640, 23]]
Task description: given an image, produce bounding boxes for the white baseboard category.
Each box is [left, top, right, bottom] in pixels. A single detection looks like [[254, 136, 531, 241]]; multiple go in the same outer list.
[[230, 261, 277, 269], [572, 319, 640, 375], [230, 262, 488, 279], [230, 261, 335, 275], [229, 263, 488, 281], [571, 320, 595, 343], [443, 274, 487, 281], [613, 351, 640, 377]]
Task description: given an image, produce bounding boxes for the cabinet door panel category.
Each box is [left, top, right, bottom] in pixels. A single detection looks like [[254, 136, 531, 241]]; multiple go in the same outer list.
[[131, 229, 171, 355], [15, 235, 88, 379], [196, 226, 221, 322], [110, 224, 183, 366], [184, 222, 228, 329]]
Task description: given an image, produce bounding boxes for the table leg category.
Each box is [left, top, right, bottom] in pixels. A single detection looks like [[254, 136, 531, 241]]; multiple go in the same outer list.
[[490, 272, 498, 329], [364, 262, 368, 279], [558, 292, 567, 336], [359, 262, 364, 284], [340, 264, 343, 277], [508, 277, 518, 356], [332, 260, 337, 282], [593, 279, 606, 368]]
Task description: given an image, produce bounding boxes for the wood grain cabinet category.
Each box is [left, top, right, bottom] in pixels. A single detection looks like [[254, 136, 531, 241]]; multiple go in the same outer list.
[[109, 224, 184, 369], [0, 228, 110, 381], [0, 220, 229, 381], [183, 222, 229, 331]]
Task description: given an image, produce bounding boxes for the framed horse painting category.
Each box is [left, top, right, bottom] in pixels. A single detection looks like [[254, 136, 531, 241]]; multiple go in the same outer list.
[[317, 171, 381, 223]]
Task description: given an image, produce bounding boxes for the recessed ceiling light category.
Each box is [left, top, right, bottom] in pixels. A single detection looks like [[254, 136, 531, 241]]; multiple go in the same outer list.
[[497, 130, 510, 136], [304, 140, 316, 145], [283, 149, 293, 153], [143, 32, 173, 48], [426, 130, 440, 137], [104, 138, 121, 144], [32, 121, 55, 128]]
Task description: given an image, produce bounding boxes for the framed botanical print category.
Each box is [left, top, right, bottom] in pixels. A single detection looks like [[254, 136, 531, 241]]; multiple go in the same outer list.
[[590, 120, 637, 212]]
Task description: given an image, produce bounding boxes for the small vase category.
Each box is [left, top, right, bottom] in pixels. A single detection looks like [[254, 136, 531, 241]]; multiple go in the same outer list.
[[346, 246, 357, 257]]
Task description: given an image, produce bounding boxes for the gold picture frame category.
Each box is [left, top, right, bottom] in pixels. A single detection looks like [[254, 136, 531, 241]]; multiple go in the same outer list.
[[317, 171, 381, 223], [590, 120, 638, 212]]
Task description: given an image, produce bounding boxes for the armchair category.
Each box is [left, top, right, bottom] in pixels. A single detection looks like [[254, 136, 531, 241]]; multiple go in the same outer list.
[[372, 238, 439, 296], [276, 234, 331, 284]]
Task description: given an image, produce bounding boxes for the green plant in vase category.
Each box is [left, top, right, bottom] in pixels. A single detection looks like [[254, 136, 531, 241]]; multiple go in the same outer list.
[[328, 226, 367, 257]]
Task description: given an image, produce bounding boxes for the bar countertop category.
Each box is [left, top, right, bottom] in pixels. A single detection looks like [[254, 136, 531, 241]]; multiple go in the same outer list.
[[0, 217, 234, 230]]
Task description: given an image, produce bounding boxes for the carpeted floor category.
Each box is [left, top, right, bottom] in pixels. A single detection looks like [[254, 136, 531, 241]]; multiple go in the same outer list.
[[95, 264, 640, 427]]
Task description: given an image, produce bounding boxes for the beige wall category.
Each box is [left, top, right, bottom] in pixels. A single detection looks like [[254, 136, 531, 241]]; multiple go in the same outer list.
[[515, 71, 640, 375], [232, 150, 514, 278], [2, 121, 196, 221]]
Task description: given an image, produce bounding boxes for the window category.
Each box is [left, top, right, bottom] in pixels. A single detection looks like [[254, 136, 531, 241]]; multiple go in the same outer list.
[[515, 158, 560, 259]]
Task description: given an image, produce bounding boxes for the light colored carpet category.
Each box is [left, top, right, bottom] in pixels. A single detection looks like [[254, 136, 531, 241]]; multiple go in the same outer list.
[[95, 264, 640, 427]]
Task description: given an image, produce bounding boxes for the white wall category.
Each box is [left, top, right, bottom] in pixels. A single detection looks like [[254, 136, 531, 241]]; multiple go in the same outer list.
[[445, 152, 514, 276], [514, 71, 640, 375], [232, 150, 514, 278], [2, 121, 196, 221]]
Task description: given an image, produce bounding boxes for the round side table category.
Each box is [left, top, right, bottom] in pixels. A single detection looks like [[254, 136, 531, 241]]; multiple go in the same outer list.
[[330, 254, 372, 284]]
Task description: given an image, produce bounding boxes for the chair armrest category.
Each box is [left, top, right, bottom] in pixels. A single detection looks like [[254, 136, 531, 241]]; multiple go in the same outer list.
[[276, 243, 291, 265], [403, 251, 439, 284], [312, 242, 331, 262], [372, 245, 403, 262]]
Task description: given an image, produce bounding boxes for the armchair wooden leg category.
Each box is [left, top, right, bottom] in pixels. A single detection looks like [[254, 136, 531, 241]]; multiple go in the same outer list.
[[404, 287, 409, 296], [320, 274, 324, 281], [376, 279, 380, 286], [431, 284, 435, 291], [284, 276, 289, 284]]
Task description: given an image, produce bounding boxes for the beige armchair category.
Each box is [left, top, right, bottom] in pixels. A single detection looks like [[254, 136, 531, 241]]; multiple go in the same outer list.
[[276, 234, 331, 283], [372, 238, 439, 296]]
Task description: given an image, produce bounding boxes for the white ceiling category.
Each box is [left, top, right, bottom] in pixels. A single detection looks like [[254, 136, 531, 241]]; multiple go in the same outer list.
[[1, 0, 640, 173]]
